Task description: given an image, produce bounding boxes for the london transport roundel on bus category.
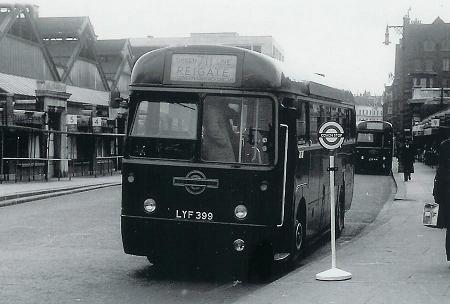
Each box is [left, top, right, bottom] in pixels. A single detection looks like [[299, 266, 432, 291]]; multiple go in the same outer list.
[[318, 121, 345, 150]]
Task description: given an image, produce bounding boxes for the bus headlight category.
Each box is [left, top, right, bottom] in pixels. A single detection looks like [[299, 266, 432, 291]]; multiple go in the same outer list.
[[143, 198, 156, 214], [233, 239, 245, 252], [260, 182, 268, 191], [234, 204, 248, 220]]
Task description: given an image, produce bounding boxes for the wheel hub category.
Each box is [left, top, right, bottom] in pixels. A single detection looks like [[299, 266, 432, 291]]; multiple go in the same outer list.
[[295, 221, 303, 250]]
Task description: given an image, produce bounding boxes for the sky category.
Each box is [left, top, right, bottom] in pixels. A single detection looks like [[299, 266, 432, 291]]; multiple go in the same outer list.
[[17, 0, 450, 95]]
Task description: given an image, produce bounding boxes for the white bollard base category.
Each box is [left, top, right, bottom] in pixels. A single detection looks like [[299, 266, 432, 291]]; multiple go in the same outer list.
[[316, 267, 352, 281]]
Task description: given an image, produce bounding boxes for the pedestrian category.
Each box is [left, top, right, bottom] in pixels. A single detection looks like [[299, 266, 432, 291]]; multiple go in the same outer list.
[[434, 138, 450, 265], [401, 140, 415, 181]]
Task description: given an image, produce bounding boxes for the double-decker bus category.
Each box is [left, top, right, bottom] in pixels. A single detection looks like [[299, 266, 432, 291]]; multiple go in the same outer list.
[[121, 45, 356, 278], [355, 121, 393, 175]]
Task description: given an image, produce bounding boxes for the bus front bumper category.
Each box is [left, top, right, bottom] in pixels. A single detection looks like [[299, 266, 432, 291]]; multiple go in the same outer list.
[[121, 215, 272, 274]]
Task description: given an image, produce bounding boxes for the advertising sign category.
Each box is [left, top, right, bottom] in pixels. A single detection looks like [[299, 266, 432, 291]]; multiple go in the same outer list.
[[170, 54, 237, 83], [66, 114, 78, 132], [66, 114, 77, 125], [92, 117, 102, 127]]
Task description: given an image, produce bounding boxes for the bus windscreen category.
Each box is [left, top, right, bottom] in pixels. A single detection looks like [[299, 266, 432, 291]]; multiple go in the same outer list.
[[357, 132, 382, 146], [201, 95, 274, 165]]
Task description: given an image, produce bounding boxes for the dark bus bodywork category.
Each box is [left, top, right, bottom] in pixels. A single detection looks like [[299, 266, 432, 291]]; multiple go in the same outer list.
[[355, 121, 393, 175], [121, 45, 356, 277]]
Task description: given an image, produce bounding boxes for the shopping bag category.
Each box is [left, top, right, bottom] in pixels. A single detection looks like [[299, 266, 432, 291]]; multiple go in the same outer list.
[[423, 202, 439, 227]]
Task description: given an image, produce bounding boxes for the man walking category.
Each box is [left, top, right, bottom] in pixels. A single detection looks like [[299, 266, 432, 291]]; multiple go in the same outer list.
[[434, 138, 450, 264]]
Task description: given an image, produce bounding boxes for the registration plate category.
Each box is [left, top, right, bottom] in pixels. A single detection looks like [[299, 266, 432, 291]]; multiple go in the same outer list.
[[175, 210, 214, 221]]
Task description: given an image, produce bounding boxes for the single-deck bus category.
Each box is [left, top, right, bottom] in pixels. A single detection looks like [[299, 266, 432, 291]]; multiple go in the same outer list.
[[121, 45, 356, 278], [355, 120, 393, 175]]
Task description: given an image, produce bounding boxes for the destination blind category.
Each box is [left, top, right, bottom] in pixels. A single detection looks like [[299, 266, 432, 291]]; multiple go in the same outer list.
[[170, 54, 237, 84]]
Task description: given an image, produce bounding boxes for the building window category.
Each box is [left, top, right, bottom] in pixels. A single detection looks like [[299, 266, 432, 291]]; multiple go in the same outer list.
[[425, 59, 434, 71], [253, 45, 262, 53], [415, 78, 421, 87], [443, 78, 450, 88], [420, 78, 427, 88], [442, 39, 450, 51], [424, 40, 435, 52], [443, 58, 450, 71]]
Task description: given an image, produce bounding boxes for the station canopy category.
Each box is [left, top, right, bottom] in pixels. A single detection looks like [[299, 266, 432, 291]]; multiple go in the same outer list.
[[0, 72, 110, 106]]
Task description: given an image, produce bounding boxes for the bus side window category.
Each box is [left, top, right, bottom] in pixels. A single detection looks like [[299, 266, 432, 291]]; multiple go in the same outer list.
[[309, 103, 319, 143], [350, 109, 357, 138], [342, 109, 350, 139], [324, 105, 331, 122], [331, 107, 339, 123], [296, 101, 308, 145], [337, 108, 345, 127]]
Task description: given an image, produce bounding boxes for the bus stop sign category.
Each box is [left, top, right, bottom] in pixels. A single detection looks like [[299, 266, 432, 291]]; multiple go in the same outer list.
[[318, 122, 344, 150]]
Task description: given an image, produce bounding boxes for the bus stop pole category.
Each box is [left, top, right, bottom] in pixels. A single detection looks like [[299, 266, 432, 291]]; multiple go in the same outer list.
[[316, 151, 352, 281], [330, 154, 336, 269]]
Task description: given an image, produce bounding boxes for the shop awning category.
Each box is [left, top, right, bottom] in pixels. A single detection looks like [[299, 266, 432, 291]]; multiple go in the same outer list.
[[66, 85, 110, 107]]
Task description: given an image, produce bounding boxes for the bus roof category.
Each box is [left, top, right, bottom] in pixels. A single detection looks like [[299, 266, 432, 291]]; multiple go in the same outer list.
[[130, 45, 354, 104]]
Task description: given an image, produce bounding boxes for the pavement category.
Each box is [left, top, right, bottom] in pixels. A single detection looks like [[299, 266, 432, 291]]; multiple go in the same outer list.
[[234, 158, 450, 304], [0, 174, 121, 207]]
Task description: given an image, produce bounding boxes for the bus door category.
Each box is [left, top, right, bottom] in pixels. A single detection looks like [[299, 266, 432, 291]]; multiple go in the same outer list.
[[306, 103, 322, 237], [278, 99, 298, 236], [294, 100, 311, 233], [318, 106, 331, 230]]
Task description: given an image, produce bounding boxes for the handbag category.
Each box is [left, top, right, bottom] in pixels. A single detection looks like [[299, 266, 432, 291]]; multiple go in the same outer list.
[[423, 202, 439, 227]]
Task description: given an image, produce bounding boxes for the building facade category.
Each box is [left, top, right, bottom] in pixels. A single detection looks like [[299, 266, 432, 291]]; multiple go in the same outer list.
[[388, 15, 450, 141], [129, 32, 284, 62], [0, 4, 125, 182], [354, 92, 383, 123]]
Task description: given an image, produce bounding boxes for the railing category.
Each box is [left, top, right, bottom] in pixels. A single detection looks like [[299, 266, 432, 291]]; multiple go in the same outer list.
[[94, 156, 123, 177], [0, 156, 123, 183], [1, 157, 66, 183]]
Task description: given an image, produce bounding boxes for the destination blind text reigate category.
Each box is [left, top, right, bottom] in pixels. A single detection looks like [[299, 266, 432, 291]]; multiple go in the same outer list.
[[170, 54, 237, 83]]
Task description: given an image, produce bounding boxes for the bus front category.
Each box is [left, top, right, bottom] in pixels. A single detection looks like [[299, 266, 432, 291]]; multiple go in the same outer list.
[[121, 46, 285, 276], [355, 121, 393, 174]]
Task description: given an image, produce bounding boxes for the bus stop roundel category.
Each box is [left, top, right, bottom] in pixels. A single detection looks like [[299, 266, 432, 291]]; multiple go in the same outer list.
[[318, 121, 344, 150]]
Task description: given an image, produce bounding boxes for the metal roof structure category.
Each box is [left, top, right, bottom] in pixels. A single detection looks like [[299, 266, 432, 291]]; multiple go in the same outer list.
[[37, 17, 94, 39], [0, 4, 60, 81], [37, 16, 109, 91]]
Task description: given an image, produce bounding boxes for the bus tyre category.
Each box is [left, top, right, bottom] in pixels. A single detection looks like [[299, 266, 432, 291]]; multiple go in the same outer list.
[[293, 216, 306, 257]]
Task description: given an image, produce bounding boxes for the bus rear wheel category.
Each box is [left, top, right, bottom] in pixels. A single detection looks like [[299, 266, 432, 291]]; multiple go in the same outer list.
[[289, 206, 306, 267]]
